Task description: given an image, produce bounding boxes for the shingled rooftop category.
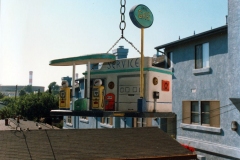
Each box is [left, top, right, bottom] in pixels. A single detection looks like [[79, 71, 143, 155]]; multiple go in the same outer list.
[[0, 127, 197, 160]]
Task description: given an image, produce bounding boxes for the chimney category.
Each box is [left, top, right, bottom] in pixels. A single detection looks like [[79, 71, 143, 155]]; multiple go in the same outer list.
[[29, 71, 33, 85], [112, 46, 129, 59]]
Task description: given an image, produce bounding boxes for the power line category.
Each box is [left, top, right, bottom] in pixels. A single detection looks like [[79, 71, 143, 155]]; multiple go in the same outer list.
[[159, 102, 238, 128], [164, 106, 237, 134]]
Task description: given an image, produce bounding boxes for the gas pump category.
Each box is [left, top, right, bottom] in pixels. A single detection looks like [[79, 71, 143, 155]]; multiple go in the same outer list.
[[59, 80, 70, 109], [91, 79, 104, 110]]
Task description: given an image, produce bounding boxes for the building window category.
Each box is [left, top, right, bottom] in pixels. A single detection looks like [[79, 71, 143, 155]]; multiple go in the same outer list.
[[201, 101, 210, 125], [101, 117, 113, 125], [165, 52, 173, 68], [182, 101, 220, 127], [195, 43, 209, 69], [137, 118, 146, 127], [80, 116, 88, 120], [67, 116, 72, 124], [132, 118, 152, 128], [191, 101, 199, 124]]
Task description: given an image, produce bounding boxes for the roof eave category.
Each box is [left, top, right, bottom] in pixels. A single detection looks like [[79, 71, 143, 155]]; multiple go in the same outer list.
[[155, 25, 227, 50]]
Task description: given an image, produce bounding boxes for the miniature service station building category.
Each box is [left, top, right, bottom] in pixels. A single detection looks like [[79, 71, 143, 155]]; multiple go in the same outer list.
[[86, 56, 172, 112]]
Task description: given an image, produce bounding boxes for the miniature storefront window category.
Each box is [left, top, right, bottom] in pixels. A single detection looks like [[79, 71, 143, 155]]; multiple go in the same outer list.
[[67, 116, 72, 124], [80, 116, 88, 120], [101, 117, 113, 125], [132, 118, 152, 128]]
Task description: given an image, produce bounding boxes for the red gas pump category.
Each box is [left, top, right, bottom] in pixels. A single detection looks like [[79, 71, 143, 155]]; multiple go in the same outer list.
[[104, 93, 115, 111]]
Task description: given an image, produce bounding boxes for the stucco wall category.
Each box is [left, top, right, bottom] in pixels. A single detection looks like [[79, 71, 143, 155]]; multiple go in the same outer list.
[[165, 30, 240, 158], [228, 0, 240, 98]]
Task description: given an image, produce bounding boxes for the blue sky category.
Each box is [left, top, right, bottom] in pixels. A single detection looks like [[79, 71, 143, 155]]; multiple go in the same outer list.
[[0, 0, 227, 90]]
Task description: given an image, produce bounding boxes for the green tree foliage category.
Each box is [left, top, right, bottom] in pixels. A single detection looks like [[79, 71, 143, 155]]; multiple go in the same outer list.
[[19, 90, 27, 97], [0, 97, 17, 119], [23, 85, 33, 93], [47, 82, 60, 95], [0, 92, 59, 121], [0, 107, 12, 119], [1, 97, 14, 106], [17, 92, 59, 120], [0, 92, 5, 99]]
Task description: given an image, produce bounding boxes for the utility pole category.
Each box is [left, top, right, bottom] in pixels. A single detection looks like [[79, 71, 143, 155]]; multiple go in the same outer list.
[[15, 85, 18, 100]]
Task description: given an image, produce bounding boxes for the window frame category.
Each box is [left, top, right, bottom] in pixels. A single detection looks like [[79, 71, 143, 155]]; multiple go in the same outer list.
[[101, 117, 113, 126], [201, 101, 210, 126], [191, 101, 200, 124], [195, 43, 209, 69], [182, 100, 220, 128], [67, 116, 72, 124], [80, 116, 88, 120], [133, 118, 152, 128]]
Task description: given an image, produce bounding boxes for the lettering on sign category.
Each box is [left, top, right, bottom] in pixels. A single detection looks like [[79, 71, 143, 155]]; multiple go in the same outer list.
[[106, 58, 140, 70], [138, 9, 151, 21]]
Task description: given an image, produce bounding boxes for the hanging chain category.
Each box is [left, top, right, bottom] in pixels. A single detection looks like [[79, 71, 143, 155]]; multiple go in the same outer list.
[[123, 37, 140, 53], [106, 37, 122, 53], [120, 0, 126, 38], [106, 0, 140, 54]]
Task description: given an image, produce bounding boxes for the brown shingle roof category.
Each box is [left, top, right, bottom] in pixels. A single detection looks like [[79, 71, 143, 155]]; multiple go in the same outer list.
[[0, 127, 196, 160]]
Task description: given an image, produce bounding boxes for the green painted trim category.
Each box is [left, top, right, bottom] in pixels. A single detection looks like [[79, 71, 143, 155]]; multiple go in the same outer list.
[[83, 67, 172, 75], [49, 53, 116, 66], [146, 67, 172, 75]]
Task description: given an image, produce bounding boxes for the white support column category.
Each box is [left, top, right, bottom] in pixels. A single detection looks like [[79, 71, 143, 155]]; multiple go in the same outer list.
[[72, 63, 76, 110], [87, 61, 90, 110]]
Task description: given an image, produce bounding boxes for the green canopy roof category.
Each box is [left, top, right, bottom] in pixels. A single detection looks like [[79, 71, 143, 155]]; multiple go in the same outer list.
[[49, 53, 116, 66]]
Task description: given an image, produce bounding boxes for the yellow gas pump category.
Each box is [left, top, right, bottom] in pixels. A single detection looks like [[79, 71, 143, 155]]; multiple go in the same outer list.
[[91, 79, 104, 110], [59, 80, 70, 109]]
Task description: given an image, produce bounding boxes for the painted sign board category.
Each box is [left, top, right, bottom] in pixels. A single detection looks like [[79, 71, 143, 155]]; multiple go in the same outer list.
[[129, 4, 154, 28]]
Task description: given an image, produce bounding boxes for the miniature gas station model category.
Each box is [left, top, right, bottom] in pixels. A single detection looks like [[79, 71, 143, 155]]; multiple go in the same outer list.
[[50, 3, 174, 118], [50, 53, 174, 118]]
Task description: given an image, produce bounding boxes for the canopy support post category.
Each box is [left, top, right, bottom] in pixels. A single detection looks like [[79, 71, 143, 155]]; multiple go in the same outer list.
[[87, 61, 90, 110], [72, 63, 76, 110]]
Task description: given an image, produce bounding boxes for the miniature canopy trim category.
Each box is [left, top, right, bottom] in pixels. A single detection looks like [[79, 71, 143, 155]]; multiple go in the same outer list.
[[49, 53, 116, 66]]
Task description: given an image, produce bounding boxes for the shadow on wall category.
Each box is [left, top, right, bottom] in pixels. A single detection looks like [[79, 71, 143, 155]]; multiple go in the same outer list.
[[236, 122, 240, 136], [229, 98, 240, 112]]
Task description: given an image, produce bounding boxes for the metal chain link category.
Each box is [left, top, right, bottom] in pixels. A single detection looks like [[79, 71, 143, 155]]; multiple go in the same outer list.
[[120, 0, 126, 38], [107, 0, 140, 54]]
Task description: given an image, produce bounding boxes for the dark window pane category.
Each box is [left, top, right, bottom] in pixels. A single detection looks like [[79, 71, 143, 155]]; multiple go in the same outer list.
[[201, 101, 210, 124], [191, 113, 199, 123], [201, 101, 210, 112], [195, 45, 203, 69], [191, 101, 199, 112], [202, 113, 210, 124], [191, 101, 199, 123]]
